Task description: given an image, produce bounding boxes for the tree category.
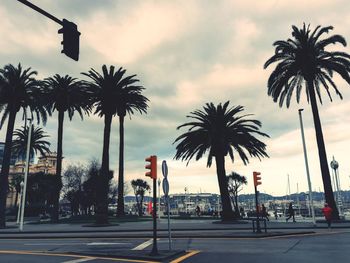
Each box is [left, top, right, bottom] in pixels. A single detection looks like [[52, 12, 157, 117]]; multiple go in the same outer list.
[[264, 24, 350, 219], [43, 74, 91, 222], [227, 172, 247, 218], [82, 65, 148, 222], [0, 63, 48, 228], [131, 179, 150, 216], [9, 173, 23, 211], [174, 102, 269, 221], [12, 125, 51, 161]]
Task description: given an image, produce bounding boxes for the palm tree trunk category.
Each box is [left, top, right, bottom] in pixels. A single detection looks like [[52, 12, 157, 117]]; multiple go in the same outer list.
[[0, 109, 17, 228], [308, 80, 339, 219], [214, 154, 234, 221], [52, 111, 64, 222], [117, 115, 125, 217], [95, 114, 112, 225]]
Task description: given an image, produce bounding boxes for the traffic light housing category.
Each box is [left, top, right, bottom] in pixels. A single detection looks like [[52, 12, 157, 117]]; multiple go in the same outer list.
[[58, 19, 80, 61], [253, 171, 261, 187], [145, 155, 157, 179]]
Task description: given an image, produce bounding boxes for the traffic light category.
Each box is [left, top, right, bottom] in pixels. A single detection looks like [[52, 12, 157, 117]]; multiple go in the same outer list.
[[253, 171, 261, 187], [58, 19, 80, 61], [145, 155, 157, 179]]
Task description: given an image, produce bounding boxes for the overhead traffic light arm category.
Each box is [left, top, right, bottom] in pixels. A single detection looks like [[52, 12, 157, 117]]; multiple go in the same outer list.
[[17, 0, 80, 61]]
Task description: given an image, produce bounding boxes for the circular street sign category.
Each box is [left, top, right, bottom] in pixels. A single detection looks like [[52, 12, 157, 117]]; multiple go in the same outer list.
[[162, 160, 168, 178], [162, 178, 169, 196]]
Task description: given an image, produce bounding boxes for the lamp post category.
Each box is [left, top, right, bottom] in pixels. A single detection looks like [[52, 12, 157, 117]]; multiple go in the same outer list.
[[20, 118, 33, 231], [298, 109, 316, 226], [330, 156, 342, 216], [16, 181, 24, 224]]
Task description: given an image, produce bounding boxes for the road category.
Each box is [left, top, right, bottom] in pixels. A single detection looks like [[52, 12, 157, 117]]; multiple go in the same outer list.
[[0, 229, 349, 262]]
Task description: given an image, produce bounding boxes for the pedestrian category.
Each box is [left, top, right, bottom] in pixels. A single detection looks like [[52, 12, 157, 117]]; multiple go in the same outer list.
[[261, 204, 269, 221], [322, 203, 333, 229], [195, 205, 201, 217], [274, 209, 278, 220], [286, 202, 296, 222], [239, 206, 245, 218]]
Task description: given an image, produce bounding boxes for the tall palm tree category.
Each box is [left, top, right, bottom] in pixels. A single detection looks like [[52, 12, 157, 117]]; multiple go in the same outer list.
[[174, 102, 269, 221], [264, 24, 350, 219], [82, 65, 148, 223], [12, 125, 51, 161], [43, 74, 91, 222], [0, 63, 47, 228]]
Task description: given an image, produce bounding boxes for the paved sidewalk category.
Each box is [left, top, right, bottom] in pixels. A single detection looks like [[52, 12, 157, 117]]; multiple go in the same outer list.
[[0, 218, 348, 239]]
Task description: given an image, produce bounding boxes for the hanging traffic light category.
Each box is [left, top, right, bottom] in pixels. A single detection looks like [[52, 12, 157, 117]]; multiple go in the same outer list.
[[145, 155, 157, 179], [58, 19, 80, 61], [253, 171, 261, 187]]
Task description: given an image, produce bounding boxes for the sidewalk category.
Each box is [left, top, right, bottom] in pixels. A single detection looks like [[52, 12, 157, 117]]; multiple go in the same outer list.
[[0, 218, 347, 239]]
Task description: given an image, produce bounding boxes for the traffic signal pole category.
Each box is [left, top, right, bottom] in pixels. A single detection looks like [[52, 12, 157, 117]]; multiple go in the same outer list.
[[17, 0, 62, 25], [145, 155, 158, 256], [150, 177, 158, 256], [254, 185, 262, 233], [17, 0, 80, 61]]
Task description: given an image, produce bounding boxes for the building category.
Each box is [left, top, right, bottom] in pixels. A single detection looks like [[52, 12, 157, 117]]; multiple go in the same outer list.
[[6, 152, 57, 208]]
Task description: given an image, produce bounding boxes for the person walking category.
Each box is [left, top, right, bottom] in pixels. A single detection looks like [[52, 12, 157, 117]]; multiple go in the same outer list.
[[286, 202, 296, 222], [261, 204, 269, 221], [322, 203, 333, 229]]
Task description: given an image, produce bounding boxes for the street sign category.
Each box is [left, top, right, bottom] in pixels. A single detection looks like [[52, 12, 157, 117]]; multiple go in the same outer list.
[[162, 160, 168, 178], [162, 178, 169, 196]]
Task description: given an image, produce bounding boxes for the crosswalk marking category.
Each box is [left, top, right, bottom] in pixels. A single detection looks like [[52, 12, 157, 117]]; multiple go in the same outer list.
[[132, 238, 155, 250], [61, 258, 95, 263]]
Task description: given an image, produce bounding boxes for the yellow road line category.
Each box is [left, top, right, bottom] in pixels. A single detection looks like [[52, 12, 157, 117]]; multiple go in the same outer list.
[[170, 250, 200, 263], [0, 250, 159, 263]]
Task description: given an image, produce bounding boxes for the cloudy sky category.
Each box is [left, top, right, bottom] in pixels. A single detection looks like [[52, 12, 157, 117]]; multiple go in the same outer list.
[[1, 0, 350, 196]]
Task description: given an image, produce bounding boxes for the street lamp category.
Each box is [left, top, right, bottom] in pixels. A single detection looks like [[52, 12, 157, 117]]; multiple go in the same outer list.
[[16, 181, 24, 224], [298, 109, 316, 226], [330, 156, 343, 216], [158, 178, 161, 220], [20, 118, 33, 231]]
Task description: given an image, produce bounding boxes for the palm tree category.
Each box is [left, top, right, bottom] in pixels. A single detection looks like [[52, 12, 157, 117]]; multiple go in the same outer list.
[[227, 172, 247, 218], [174, 102, 269, 221], [82, 65, 148, 222], [43, 74, 91, 222], [131, 179, 150, 216], [0, 63, 47, 228], [264, 24, 350, 219], [12, 125, 51, 161]]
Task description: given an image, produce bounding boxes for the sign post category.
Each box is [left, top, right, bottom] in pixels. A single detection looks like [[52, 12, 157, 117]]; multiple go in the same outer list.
[[162, 160, 172, 251]]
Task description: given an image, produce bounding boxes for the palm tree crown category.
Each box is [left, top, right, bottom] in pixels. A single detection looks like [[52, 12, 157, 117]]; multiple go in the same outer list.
[[0, 64, 47, 127], [43, 74, 92, 119], [174, 102, 269, 166], [264, 24, 350, 107], [82, 65, 148, 117], [12, 125, 51, 160]]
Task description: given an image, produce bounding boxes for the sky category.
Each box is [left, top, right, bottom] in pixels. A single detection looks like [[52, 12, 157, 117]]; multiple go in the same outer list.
[[1, 0, 350, 196]]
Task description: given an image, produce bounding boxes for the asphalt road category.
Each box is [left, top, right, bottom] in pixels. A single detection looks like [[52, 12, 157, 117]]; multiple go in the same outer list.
[[0, 230, 349, 262]]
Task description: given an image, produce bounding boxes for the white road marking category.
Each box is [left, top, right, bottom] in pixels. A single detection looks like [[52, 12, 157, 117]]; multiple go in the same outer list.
[[61, 258, 95, 263], [132, 238, 157, 250]]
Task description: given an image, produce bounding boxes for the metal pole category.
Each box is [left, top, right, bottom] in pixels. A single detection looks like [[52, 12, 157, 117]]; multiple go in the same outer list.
[[255, 186, 261, 233], [20, 119, 33, 231], [298, 109, 316, 226], [158, 178, 161, 220], [16, 182, 24, 224], [167, 196, 172, 251], [17, 0, 63, 25], [150, 178, 158, 256]]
